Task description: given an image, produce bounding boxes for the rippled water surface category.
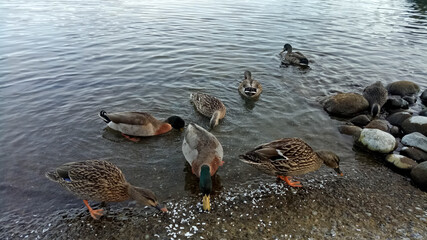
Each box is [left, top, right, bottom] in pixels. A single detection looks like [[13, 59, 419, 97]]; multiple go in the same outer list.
[[1, 0, 426, 222]]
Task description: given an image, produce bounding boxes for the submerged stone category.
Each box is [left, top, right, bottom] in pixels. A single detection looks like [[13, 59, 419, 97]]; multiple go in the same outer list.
[[349, 115, 371, 127], [338, 125, 362, 137], [323, 93, 369, 117], [357, 128, 396, 153], [385, 154, 417, 170]]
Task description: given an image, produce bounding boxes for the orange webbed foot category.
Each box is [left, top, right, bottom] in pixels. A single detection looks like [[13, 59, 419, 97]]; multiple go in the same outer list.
[[278, 175, 303, 188], [121, 133, 140, 142], [89, 208, 104, 220]]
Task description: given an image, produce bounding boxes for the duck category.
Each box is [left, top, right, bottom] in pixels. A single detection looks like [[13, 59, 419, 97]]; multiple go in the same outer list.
[[238, 71, 263, 99], [239, 138, 342, 187], [362, 81, 388, 117], [99, 110, 185, 142], [45, 160, 167, 219], [182, 123, 224, 211], [280, 43, 309, 66], [190, 93, 226, 128]]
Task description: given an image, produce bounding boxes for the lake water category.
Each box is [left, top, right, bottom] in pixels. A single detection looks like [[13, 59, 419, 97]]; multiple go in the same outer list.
[[1, 0, 426, 227]]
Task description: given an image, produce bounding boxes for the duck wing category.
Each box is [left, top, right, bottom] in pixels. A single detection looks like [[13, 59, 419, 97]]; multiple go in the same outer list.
[[104, 112, 157, 125]]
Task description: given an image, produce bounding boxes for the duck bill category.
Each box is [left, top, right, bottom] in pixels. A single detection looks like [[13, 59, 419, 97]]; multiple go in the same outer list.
[[334, 167, 343, 176], [202, 195, 211, 211], [155, 204, 168, 213]]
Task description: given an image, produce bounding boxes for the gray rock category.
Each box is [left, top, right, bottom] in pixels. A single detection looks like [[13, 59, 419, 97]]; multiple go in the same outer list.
[[420, 89, 427, 105], [338, 125, 362, 137], [401, 116, 427, 136], [349, 115, 371, 127], [365, 119, 389, 132], [384, 97, 409, 110], [401, 132, 427, 152], [389, 126, 401, 137], [323, 93, 369, 117], [420, 109, 427, 117], [386, 154, 418, 170], [401, 147, 427, 163], [411, 162, 427, 190], [403, 95, 417, 105], [386, 112, 412, 127], [387, 81, 420, 96], [357, 128, 397, 153]]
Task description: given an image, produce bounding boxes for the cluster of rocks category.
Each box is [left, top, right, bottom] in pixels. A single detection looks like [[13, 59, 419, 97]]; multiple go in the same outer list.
[[321, 80, 427, 190]]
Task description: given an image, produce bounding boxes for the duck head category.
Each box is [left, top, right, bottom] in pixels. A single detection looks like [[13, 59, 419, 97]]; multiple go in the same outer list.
[[128, 186, 168, 212], [315, 150, 343, 176], [199, 165, 212, 211], [166, 116, 185, 131]]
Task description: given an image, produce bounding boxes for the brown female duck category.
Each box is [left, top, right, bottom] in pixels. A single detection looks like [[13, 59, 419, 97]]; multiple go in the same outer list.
[[239, 138, 342, 187], [238, 71, 263, 100], [280, 43, 309, 66], [362, 81, 388, 117], [46, 160, 167, 219], [190, 93, 226, 128]]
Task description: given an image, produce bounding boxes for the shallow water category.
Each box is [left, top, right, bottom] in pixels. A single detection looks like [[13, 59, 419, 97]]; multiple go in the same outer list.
[[1, 0, 427, 235]]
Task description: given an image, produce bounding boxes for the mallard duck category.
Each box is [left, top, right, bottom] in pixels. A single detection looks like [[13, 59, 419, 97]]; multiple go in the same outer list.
[[45, 160, 167, 219], [363, 81, 388, 117], [190, 93, 226, 128], [280, 43, 309, 66], [182, 123, 224, 211], [238, 71, 263, 99], [239, 138, 342, 187], [99, 110, 185, 142]]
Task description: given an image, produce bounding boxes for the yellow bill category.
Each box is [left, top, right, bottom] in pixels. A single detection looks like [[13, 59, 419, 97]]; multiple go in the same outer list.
[[202, 195, 211, 211]]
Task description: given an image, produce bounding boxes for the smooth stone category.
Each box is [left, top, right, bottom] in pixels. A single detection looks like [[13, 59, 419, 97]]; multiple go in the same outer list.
[[365, 119, 389, 132], [420, 89, 427, 105], [349, 115, 371, 127], [384, 97, 409, 110], [386, 154, 418, 170], [410, 162, 427, 190], [357, 128, 397, 153], [389, 125, 401, 137], [420, 109, 427, 117], [387, 81, 420, 96], [338, 125, 362, 137], [401, 132, 427, 152], [401, 147, 427, 163], [323, 93, 369, 117], [386, 112, 412, 128], [401, 116, 427, 136], [403, 95, 417, 105]]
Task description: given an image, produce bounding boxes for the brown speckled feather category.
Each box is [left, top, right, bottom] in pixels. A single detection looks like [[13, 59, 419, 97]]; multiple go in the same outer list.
[[190, 93, 226, 118], [240, 138, 323, 176], [48, 160, 130, 202], [363, 81, 388, 107]]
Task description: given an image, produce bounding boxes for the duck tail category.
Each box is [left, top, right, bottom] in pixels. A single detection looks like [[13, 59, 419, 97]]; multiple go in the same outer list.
[[371, 103, 380, 118], [299, 58, 309, 66], [45, 170, 60, 182], [210, 111, 220, 129], [99, 110, 111, 123]]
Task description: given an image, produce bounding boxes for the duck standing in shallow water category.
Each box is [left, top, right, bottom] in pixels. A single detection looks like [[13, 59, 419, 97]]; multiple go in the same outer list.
[[182, 123, 224, 211], [280, 43, 309, 67], [190, 93, 226, 128], [239, 138, 342, 187], [238, 71, 263, 100], [45, 160, 167, 219], [99, 110, 185, 142], [362, 81, 388, 118]]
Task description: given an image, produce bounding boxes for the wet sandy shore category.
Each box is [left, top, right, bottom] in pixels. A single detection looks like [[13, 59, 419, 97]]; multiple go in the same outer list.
[[2, 161, 426, 240]]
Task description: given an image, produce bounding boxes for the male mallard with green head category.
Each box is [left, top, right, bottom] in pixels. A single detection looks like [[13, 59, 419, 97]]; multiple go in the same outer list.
[[46, 160, 167, 219], [99, 110, 185, 142], [190, 93, 226, 129], [182, 123, 224, 211], [240, 138, 342, 187], [238, 71, 263, 100]]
